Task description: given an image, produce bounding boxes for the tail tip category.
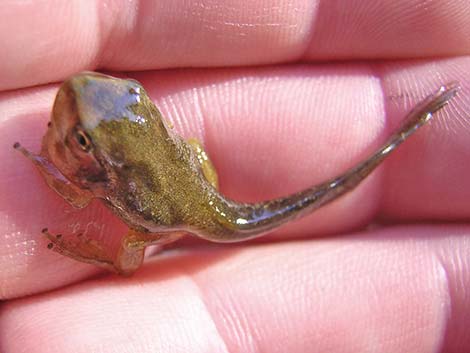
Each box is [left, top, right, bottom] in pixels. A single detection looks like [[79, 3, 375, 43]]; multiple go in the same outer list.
[[440, 81, 460, 97], [424, 81, 461, 116]]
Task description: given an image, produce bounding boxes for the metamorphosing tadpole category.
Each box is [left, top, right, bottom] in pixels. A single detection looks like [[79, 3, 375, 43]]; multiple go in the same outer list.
[[14, 73, 459, 274]]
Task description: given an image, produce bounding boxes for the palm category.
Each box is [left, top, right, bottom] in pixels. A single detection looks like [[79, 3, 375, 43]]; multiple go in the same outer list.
[[1, 1, 469, 352]]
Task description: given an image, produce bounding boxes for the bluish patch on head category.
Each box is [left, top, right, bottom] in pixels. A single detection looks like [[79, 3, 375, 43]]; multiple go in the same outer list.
[[73, 75, 148, 130]]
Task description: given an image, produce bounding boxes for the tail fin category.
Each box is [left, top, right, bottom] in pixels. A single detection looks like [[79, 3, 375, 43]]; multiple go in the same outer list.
[[202, 82, 460, 242]]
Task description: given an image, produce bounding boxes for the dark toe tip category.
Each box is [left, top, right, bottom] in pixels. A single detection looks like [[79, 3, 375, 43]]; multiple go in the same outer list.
[[13, 142, 20, 149]]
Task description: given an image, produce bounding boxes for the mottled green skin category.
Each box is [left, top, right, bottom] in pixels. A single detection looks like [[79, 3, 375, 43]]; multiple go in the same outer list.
[[91, 113, 241, 236]]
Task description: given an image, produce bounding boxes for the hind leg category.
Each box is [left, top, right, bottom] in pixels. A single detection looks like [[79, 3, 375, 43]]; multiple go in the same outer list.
[[187, 138, 219, 189], [44, 228, 185, 275]]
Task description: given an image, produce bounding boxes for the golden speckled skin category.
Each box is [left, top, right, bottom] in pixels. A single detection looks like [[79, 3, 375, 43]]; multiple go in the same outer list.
[[14, 73, 459, 274]]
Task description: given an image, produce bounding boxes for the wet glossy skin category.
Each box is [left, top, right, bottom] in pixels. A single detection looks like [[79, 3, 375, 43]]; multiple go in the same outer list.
[[14, 73, 459, 275]]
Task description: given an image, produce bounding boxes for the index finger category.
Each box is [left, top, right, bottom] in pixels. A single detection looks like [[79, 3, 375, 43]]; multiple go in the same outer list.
[[1, 0, 470, 90]]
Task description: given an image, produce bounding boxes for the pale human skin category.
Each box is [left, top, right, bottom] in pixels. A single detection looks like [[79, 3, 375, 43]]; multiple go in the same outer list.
[[1, 1, 470, 353]]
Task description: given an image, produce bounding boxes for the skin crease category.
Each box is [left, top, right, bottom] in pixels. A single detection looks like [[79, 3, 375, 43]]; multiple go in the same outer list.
[[0, 1, 470, 353]]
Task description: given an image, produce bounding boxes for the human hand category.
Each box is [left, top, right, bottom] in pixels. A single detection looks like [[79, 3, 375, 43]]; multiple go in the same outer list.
[[1, 1, 470, 352]]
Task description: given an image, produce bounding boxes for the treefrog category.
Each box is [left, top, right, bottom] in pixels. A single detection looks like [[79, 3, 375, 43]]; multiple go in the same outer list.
[[14, 72, 459, 275]]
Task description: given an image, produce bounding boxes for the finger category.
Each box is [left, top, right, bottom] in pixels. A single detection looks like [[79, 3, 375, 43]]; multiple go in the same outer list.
[[1, 58, 469, 298], [2, 0, 470, 90], [1, 225, 469, 352]]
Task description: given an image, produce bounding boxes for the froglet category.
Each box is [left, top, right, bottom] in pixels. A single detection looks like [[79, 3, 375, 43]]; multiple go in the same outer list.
[[14, 73, 459, 275]]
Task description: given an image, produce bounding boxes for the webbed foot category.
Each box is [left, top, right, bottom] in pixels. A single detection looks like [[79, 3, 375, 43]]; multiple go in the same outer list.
[[42, 228, 118, 273]]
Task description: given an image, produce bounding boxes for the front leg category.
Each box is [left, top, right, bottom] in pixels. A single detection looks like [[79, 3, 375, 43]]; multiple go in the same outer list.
[[14, 143, 93, 208], [43, 228, 185, 275]]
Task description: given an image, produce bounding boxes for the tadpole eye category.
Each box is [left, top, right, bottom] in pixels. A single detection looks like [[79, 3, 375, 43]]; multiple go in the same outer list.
[[74, 129, 92, 151]]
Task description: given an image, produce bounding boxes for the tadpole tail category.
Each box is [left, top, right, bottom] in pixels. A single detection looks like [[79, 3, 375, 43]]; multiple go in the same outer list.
[[203, 82, 460, 242]]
